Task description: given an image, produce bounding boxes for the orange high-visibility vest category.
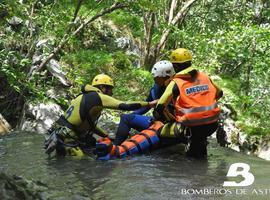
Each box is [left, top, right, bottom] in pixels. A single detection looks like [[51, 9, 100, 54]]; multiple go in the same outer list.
[[173, 72, 220, 126]]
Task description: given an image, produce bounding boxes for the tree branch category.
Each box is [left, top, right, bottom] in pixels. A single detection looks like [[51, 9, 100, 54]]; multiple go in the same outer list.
[[168, 0, 178, 24], [72, 0, 84, 23], [25, 0, 38, 59], [171, 0, 197, 26], [34, 2, 127, 74], [155, 0, 197, 57], [143, 12, 155, 66]]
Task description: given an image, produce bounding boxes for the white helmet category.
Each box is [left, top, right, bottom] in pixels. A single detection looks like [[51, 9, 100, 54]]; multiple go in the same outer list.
[[151, 60, 175, 78]]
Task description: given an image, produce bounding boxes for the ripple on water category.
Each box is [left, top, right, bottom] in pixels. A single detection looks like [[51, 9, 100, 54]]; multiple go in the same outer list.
[[1, 133, 270, 200], [0, 139, 6, 158]]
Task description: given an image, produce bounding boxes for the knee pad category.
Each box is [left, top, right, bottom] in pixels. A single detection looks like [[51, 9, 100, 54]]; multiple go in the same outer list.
[[159, 123, 176, 138]]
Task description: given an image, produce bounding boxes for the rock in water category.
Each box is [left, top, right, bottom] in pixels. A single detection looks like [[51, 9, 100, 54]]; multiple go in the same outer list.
[[257, 139, 270, 161], [0, 173, 46, 200], [0, 114, 11, 135], [21, 103, 63, 134]]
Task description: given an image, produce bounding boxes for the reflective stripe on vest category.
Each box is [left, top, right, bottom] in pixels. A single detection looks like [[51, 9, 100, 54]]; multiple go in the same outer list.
[[179, 102, 218, 114], [181, 113, 220, 126]]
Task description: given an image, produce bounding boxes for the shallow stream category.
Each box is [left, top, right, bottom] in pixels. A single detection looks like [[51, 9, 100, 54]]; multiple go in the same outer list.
[[0, 132, 269, 200]]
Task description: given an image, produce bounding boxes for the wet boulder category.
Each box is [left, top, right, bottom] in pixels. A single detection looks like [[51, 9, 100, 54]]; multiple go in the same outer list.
[[47, 59, 72, 87], [257, 138, 270, 161], [214, 103, 246, 152], [0, 114, 11, 135], [20, 103, 63, 134], [0, 173, 46, 200], [115, 37, 141, 67], [7, 16, 23, 31]]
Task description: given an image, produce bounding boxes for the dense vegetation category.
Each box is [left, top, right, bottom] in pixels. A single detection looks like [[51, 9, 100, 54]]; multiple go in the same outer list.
[[0, 0, 269, 136]]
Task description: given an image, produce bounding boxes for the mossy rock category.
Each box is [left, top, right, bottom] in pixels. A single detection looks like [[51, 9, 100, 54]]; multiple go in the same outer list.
[[0, 173, 47, 200]]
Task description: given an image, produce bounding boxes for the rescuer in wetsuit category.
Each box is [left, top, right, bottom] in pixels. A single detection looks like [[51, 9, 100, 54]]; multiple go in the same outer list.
[[44, 74, 157, 156]]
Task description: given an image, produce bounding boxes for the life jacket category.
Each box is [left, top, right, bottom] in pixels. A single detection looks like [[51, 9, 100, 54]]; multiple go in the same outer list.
[[57, 84, 102, 134], [96, 121, 164, 160], [173, 72, 220, 126]]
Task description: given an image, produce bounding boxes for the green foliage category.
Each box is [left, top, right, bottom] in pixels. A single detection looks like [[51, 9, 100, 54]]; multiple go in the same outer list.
[[0, 0, 269, 137], [107, 10, 143, 38], [172, 0, 270, 136], [112, 51, 132, 70], [63, 49, 151, 101], [113, 68, 153, 101], [63, 49, 114, 86], [0, 50, 26, 93]]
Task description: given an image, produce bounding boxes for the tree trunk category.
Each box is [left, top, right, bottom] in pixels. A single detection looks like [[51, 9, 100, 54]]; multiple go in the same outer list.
[[143, 12, 156, 68], [144, 0, 197, 70], [245, 38, 256, 96], [72, 0, 84, 23], [168, 0, 178, 24]]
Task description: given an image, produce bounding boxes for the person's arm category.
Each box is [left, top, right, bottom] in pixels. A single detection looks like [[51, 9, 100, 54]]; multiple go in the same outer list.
[[132, 106, 151, 115], [132, 88, 154, 115], [93, 125, 108, 137], [99, 93, 155, 111], [153, 81, 176, 121], [210, 79, 223, 100]]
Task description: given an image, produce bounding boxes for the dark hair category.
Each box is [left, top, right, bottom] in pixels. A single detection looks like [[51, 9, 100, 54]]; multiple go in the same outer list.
[[172, 61, 192, 72], [96, 84, 113, 90]]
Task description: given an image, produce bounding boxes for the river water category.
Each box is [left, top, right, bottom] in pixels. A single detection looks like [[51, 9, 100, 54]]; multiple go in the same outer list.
[[0, 132, 269, 200]]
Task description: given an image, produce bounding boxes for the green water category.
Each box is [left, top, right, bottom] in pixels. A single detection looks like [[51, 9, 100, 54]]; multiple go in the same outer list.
[[0, 132, 269, 200]]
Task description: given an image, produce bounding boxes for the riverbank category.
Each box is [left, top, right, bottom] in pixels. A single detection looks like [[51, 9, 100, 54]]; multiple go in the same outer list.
[[1, 102, 269, 161]]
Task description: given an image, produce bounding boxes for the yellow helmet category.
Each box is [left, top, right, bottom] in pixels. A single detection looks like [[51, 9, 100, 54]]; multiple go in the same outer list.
[[92, 74, 114, 87], [170, 48, 192, 63]]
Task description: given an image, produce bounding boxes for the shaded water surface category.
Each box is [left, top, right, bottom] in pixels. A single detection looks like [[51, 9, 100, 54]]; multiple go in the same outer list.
[[0, 132, 269, 200]]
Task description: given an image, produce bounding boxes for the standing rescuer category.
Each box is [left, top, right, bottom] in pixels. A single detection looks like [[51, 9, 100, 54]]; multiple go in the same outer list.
[[44, 74, 157, 156], [154, 48, 223, 158]]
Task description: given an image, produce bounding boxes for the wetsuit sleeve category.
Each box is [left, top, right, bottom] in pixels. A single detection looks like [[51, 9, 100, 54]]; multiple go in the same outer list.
[[156, 81, 175, 108], [99, 93, 149, 111], [132, 105, 150, 115], [210, 79, 223, 100], [132, 88, 153, 115], [154, 81, 176, 121], [94, 125, 108, 137]]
